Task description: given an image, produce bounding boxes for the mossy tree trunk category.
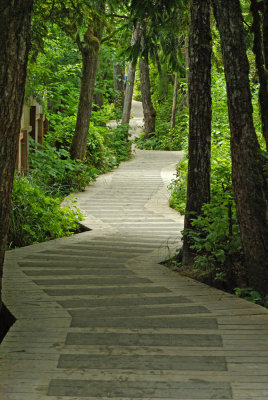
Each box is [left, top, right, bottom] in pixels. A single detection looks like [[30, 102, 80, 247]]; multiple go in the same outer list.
[[212, 0, 268, 296], [250, 0, 268, 149], [70, 23, 103, 160], [0, 0, 33, 313], [139, 23, 156, 139], [263, 0, 268, 69], [182, 0, 212, 266]]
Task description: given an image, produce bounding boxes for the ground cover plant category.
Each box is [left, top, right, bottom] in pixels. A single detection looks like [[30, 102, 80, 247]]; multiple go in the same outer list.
[[7, 176, 83, 249]]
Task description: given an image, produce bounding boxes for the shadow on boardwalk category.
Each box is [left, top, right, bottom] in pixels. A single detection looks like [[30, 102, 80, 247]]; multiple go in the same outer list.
[[1, 101, 268, 400]]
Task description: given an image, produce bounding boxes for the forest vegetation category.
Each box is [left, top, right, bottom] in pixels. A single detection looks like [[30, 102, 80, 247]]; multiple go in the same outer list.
[[0, 0, 267, 320]]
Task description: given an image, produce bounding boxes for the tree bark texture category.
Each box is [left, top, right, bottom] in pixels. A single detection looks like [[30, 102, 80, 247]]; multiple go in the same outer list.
[[171, 72, 178, 129], [212, 0, 268, 296], [139, 24, 156, 139], [121, 27, 139, 126], [0, 0, 33, 312], [182, 0, 212, 266], [250, 0, 268, 149], [184, 36, 190, 107], [121, 62, 136, 125], [263, 0, 268, 69], [70, 23, 103, 160], [113, 63, 124, 111]]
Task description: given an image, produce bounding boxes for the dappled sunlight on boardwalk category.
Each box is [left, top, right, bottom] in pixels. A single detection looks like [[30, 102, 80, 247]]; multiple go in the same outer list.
[[1, 102, 268, 400]]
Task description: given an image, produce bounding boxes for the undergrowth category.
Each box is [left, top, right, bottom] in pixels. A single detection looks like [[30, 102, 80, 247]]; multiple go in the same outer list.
[[166, 71, 267, 307], [7, 176, 83, 249], [11, 26, 132, 250], [8, 122, 131, 250]]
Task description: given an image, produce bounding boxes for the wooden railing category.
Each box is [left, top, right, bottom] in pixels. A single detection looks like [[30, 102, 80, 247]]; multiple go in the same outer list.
[[17, 100, 46, 174]]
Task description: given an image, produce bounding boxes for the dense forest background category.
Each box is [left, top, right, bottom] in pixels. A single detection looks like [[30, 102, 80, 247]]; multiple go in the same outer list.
[[0, 0, 267, 316]]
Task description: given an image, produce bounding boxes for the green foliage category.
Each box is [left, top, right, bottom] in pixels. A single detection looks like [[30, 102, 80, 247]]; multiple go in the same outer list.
[[45, 114, 77, 149], [168, 159, 188, 213], [29, 140, 98, 196], [135, 116, 188, 150], [135, 65, 189, 151], [105, 124, 132, 163], [234, 287, 268, 308], [168, 70, 264, 291], [7, 176, 83, 249], [186, 199, 243, 287], [10, 120, 130, 251], [26, 23, 131, 183], [27, 26, 81, 114], [96, 44, 118, 105], [133, 66, 142, 101], [85, 123, 131, 171]]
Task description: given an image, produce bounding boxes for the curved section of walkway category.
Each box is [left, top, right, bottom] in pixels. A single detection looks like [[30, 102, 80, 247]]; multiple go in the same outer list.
[[1, 102, 268, 400]]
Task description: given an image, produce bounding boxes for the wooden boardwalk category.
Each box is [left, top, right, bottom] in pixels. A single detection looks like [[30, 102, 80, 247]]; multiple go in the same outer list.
[[1, 103, 268, 399]]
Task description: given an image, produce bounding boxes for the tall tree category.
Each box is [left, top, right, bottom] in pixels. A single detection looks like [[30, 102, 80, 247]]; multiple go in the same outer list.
[[212, 0, 268, 295], [264, 0, 268, 68], [139, 22, 157, 138], [122, 26, 139, 125], [70, 16, 104, 160], [263, 0, 268, 147], [250, 0, 268, 149], [31, 0, 106, 160], [182, 0, 212, 266], [0, 0, 33, 313]]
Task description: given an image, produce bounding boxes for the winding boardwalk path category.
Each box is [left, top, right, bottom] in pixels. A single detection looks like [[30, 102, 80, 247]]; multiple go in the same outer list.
[[1, 101, 268, 400]]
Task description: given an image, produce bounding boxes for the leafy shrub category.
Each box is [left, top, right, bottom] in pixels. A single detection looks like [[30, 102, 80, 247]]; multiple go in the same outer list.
[[91, 104, 115, 125], [185, 199, 244, 289], [105, 124, 131, 163], [45, 114, 76, 150], [135, 90, 189, 151], [86, 123, 131, 172], [7, 176, 83, 249], [86, 126, 108, 169], [29, 140, 98, 196], [168, 159, 188, 213]]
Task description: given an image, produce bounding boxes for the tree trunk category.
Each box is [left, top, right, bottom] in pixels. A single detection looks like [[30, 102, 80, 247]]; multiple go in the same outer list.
[[212, 0, 268, 296], [70, 24, 103, 160], [171, 72, 178, 129], [0, 0, 33, 314], [139, 23, 156, 139], [263, 0, 268, 69], [122, 27, 139, 126], [121, 62, 136, 126], [250, 0, 268, 149], [184, 36, 190, 107], [113, 63, 124, 112], [182, 0, 212, 266], [139, 55, 156, 138]]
